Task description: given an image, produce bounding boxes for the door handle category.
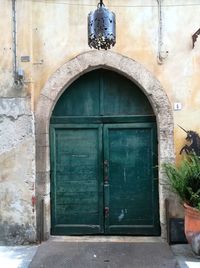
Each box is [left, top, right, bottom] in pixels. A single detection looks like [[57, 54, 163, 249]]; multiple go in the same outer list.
[[105, 207, 109, 217]]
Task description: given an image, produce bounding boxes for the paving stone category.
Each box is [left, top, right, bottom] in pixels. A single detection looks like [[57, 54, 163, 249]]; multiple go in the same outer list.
[[29, 240, 178, 268]]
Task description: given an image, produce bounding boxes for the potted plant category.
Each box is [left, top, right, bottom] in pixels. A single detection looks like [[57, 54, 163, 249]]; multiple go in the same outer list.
[[164, 153, 200, 255]]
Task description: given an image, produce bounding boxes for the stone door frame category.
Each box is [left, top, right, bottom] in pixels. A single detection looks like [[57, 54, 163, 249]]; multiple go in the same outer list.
[[35, 50, 174, 241]]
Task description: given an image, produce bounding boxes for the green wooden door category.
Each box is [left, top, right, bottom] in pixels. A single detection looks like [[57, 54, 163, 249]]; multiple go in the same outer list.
[[50, 69, 160, 236], [103, 123, 159, 235], [50, 124, 104, 235]]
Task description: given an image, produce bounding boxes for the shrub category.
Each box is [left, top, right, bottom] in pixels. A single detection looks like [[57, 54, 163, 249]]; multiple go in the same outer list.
[[163, 154, 200, 210]]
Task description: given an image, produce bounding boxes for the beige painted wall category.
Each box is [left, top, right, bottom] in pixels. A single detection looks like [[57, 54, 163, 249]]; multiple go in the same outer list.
[[1, 0, 200, 158]]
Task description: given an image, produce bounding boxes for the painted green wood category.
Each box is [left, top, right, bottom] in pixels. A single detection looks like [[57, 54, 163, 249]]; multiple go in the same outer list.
[[103, 123, 160, 235], [52, 69, 154, 117], [50, 124, 104, 235], [53, 71, 100, 116], [50, 115, 156, 124], [50, 69, 160, 236], [101, 70, 154, 115]]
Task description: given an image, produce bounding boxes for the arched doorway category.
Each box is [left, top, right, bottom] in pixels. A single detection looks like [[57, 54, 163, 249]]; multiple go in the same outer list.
[[50, 69, 160, 235], [35, 51, 174, 240]]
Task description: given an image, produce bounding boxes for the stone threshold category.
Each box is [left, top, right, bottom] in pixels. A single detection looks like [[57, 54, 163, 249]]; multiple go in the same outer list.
[[50, 236, 163, 243]]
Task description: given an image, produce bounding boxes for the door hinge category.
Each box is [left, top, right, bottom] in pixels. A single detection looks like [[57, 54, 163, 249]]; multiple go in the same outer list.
[[105, 207, 109, 217], [104, 160, 109, 183]]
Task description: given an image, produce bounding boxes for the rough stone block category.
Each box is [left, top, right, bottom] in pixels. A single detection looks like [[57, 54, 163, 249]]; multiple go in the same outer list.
[[76, 50, 105, 71], [42, 57, 83, 102], [36, 145, 50, 173], [36, 172, 50, 195], [159, 138, 175, 159], [36, 133, 49, 147]]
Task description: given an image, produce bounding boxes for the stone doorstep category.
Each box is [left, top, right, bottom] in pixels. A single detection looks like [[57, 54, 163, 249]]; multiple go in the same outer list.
[[50, 235, 163, 243]]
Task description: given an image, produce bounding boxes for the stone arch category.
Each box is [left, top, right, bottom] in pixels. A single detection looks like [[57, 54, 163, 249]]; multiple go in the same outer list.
[[35, 50, 174, 240]]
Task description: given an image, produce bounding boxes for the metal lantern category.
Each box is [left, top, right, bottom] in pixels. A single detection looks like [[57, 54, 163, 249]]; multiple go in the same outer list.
[[88, 0, 116, 50]]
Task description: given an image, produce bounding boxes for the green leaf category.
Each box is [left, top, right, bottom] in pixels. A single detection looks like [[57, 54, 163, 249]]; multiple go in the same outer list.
[[163, 154, 200, 211]]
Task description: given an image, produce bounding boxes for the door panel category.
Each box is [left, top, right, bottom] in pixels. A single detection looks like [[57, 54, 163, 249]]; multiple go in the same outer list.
[[102, 70, 154, 116], [50, 124, 104, 235], [52, 69, 154, 117], [52, 71, 100, 116], [103, 123, 160, 235]]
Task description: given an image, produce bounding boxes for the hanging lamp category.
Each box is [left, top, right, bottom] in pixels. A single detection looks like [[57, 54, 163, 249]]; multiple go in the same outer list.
[[88, 0, 116, 50]]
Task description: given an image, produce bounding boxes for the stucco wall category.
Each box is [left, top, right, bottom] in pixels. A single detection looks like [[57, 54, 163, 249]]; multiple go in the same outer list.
[[0, 0, 200, 243], [0, 98, 36, 244]]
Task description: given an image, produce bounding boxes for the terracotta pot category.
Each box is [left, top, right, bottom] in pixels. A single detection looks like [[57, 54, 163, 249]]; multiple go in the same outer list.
[[184, 203, 200, 244]]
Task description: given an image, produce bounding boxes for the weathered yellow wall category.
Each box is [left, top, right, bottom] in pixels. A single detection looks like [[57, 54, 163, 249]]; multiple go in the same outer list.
[[1, 0, 200, 157], [0, 0, 13, 96]]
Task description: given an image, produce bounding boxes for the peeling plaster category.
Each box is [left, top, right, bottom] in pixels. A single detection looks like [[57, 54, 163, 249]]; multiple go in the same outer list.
[[0, 116, 33, 154], [0, 97, 36, 244], [0, 222, 36, 245], [0, 98, 31, 118]]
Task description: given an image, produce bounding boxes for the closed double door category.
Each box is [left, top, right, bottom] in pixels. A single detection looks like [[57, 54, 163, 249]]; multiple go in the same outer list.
[[50, 122, 160, 235]]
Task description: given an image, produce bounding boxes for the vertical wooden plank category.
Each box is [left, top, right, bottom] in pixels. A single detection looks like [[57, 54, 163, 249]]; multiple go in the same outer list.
[[52, 71, 100, 116], [99, 70, 104, 116], [50, 124, 56, 234], [102, 71, 154, 116], [103, 125, 110, 233], [98, 124, 104, 233]]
